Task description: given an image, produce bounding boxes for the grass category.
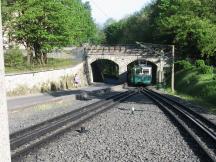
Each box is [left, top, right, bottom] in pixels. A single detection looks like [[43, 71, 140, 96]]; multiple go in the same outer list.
[[5, 58, 81, 74], [165, 67, 216, 114], [165, 87, 216, 114]]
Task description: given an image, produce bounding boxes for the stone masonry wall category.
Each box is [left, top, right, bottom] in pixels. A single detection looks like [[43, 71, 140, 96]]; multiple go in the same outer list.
[[87, 54, 163, 83], [6, 62, 88, 96], [85, 45, 172, 84]]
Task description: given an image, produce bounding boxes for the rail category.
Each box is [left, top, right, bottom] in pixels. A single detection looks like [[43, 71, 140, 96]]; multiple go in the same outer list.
[[10, 90, 136, 159], [142, 88, 216, 162]]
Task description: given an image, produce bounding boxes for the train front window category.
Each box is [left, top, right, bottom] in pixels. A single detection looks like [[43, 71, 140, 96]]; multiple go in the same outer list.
[[142, 69, 149, 75], [135, 68, 142, 75]]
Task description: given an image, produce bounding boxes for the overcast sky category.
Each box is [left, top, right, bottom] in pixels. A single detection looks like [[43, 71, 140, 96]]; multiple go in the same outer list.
[[82, 0, 152, 25]]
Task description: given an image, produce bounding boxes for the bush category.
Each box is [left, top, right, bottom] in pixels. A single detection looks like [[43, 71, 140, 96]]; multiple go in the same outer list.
[[195, 59, 205, 68], [199, 65, 213, 74], [175, 60, 192, 71], [4, 48, 24, 67]]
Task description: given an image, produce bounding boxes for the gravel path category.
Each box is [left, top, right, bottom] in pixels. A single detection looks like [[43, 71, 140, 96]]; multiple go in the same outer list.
[[14, 93, 200, 162], [9, 90, 123, 134]]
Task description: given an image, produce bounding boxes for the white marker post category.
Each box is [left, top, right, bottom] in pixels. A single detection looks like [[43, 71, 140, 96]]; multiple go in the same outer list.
[[0, 2, 11, 162], [131, 106, 135, 114], [171, 45, 175, 93]]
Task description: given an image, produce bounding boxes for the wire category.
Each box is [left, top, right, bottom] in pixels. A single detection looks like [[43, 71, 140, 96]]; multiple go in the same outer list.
[[88, 0, 116, 37], [90, 0, 110, 20]]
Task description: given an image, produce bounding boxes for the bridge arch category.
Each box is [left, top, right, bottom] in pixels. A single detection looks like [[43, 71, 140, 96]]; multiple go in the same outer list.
[[87, 55, 163, 84], [127, 60, 158, 84], [90, 59, 119, 83], [85, 45, 171, 84]]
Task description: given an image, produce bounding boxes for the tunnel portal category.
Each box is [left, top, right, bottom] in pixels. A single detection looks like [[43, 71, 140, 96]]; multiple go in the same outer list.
[[91, 59, 119, 84]]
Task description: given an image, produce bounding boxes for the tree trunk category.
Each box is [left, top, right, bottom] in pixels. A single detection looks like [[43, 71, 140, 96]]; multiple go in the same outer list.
[[33, 44, 43, 65], [27, 54, 30, 65], [43, 53, 48, 64], [37, 56, 42, 65], [26, 47, 33, 65], [0, 5, 11, 162], [40, 52, 45, 66], [35, 53, 41, 65]]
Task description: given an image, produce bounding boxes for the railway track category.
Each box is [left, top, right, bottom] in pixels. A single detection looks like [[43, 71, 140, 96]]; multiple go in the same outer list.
[[142, 88, 216, 162], [10, 90, 135, 159]]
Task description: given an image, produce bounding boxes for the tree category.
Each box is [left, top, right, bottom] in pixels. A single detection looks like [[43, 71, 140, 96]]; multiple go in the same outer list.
[[83, 1, 91, 11], [2, 0, 14, 47], [154, 0, 216, 58], [90, 24, 106, 44], [6, 0, 97, 65], [103, 3, 156, 44], [104, 0, 216, 60], [103, 18, 116, 28]]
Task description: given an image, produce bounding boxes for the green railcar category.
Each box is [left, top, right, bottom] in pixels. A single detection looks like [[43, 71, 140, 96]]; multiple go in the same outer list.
[[128, 65, 152, 85]]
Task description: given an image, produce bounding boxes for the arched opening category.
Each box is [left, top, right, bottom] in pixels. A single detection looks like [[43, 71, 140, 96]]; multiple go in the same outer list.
[[91, 59, 119, 84], [127, 59, 157, 85]]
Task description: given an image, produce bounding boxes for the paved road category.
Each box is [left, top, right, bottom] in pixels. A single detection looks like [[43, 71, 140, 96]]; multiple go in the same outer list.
[[7, 83, 112, 111]]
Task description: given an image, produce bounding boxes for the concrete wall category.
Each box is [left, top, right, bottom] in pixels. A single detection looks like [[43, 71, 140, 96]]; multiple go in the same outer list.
[[5, 62, 88, 95]]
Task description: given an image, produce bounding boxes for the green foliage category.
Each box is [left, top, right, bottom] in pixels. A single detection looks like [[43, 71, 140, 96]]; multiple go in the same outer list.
[[103, 0, 216, 60], [175, 60, 192, 71], [175, 68, 216, 107], [104, 6, 153, 44], [195, 59, 205, 67], [104, 22, 125, 44], [90, 26, 106, 44], [151, 0, 216, 58], [3, 0, 97, 64], [5, 58, 79, 74], [199, 65, 213, 74], [2, 0, 13, 25], [4, 48, 24, 67]]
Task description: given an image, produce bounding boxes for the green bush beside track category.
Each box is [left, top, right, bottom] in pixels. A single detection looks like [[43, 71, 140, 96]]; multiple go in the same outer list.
[[174, 67, 216, 113]]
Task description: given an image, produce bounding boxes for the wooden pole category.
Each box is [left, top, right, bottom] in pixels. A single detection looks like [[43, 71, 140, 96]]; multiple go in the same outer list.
[[171, 45, 175, 93], [0, 2, 11, 162]]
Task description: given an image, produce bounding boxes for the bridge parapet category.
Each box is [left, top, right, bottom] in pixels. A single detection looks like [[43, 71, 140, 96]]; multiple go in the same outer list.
[[85, 44, 172, 58]]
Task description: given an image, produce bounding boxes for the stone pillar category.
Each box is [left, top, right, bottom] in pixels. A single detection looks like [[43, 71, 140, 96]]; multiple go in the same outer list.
[[157, 59, 164, 84], [159, 69, 164, 83], [157, 69, 160, 83], [161, 70, 164, 82], [89, 65, 93, 83], [118, 66, 127, 83], [0, 3, 11, 161], [157, 69, 164, 83], [84, 50, 93, 84], [87, 61, 93, 84]]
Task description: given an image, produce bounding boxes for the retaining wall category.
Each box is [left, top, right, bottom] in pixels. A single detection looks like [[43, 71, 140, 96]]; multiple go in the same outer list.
[[6, 62, 88, 95]]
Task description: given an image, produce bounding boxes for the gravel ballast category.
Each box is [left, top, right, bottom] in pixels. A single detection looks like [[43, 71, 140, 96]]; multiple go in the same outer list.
[[14, 93, 200, 162], [9, 89, 123, 134]]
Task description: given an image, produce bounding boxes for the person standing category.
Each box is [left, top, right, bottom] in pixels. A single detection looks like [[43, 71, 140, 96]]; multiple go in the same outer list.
[[74, 74, 80, 88]]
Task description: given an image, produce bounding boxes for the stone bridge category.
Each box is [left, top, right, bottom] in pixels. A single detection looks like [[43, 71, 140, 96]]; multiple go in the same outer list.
[[84, 44, 173, 84]]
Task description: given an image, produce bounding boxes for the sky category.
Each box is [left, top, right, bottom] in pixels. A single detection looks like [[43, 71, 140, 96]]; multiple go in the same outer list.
[[82, 0, 152, 25]]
